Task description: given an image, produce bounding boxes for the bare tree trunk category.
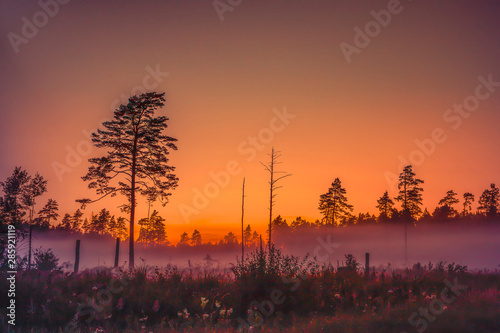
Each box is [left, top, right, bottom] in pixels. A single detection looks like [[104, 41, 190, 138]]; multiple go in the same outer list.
[[129, 138, 137, 269], [74, 240, 80, 273], [241, 178, 245, 262], [260, 147, 291, 252], [268, 156, 274, 249]]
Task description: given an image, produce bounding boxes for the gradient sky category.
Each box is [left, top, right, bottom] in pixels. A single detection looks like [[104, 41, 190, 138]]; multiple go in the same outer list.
[[1, 0, 500, 242]]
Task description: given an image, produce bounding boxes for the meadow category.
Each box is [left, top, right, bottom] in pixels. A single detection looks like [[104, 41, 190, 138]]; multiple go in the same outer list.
[[1, 246, 499, 333]]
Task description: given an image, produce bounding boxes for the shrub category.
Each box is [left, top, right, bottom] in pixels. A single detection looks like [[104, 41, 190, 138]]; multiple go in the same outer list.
[[34, 247, 61, 272]]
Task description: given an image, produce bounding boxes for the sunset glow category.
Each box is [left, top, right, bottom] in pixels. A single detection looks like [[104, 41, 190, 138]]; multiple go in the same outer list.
[[2, 2, 500, 332], [1, 1, 499, 243]]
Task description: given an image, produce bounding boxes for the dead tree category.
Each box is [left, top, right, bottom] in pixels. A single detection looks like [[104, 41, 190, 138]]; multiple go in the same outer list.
[[260, 147, 291, 249], [241, 177, 246, 262]]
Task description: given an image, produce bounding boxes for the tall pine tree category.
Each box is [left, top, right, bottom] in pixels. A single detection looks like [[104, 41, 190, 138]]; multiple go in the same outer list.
[[376, 191, 394, 221], [395, 165, 424, 221], [77, 92, 178, 268], [478, 184, 499, 218], [318, 178, 353, 226]]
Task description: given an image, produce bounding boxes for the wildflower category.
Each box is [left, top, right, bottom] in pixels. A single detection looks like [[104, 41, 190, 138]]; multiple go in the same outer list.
[[116, 298, 124, 311], [104, 314, 112, 319], [139, 316, 148, 322], [94, 328, 105, 333], [215, 301, 221, 308], [220, 309, 226, 316], [201, 297, 208, 309], [152, 300, 160, 313], [182, 308, 190, 319], [71, 312, 79, 324], [202, 314, 209, 320], [227, 308, 233, 315]]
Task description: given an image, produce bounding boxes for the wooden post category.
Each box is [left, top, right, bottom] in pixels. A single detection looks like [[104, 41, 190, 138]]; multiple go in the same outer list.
[[74, 240, 80, 273], [28, 225, 33, 271], [365, 252, 370, 277], [114, 238, 120, 268]]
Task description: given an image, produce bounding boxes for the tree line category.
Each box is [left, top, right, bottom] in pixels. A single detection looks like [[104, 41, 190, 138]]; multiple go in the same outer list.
[[317, 165, 499, 227], [0, 166, 262, 249], [2, 92, 499, 268]]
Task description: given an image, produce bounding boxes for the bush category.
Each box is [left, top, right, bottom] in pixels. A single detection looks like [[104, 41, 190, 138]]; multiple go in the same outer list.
[[34, 247, 61, 272], [231, 244, 320, 320]]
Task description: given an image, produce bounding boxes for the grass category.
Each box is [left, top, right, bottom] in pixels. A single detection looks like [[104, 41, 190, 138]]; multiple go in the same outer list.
[[1, 248, 499, 332]]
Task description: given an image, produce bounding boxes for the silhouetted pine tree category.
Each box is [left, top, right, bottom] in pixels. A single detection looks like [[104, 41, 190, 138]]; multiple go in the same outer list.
[[223, 231, 238, 244], [251, 231, 260, 246], [56, 214, 72, 231], [243, 225, 253, 246], [290, 216, 311, 230], [271, 215, 289, 233], [178, 232, 190, 246], [191, 229, 202, 246], [395, 165, 424, 221], [88, 208, 111, 235], [0, 167, 47, 229], [318, 178, 353, 226], [137, 210, 167, 245], [36, 199, 59, 229], [77, 92, 178, 268], [433, 190, 459, 221], [462, 192, 475, 217], [71, 209, 84, 232], [376, 191, 394, 222], [108, 216, 128, 241], [478, 184, 499, 218]]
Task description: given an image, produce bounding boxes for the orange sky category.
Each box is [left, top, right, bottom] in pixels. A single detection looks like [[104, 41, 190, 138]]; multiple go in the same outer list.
[[1, 0, 500, 243]]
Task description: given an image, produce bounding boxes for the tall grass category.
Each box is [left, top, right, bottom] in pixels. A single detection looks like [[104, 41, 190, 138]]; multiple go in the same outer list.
[[0, 251, 499, 332]]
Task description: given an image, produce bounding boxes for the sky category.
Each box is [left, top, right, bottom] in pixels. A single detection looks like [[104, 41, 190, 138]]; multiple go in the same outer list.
[[1, 0, 500, 243]]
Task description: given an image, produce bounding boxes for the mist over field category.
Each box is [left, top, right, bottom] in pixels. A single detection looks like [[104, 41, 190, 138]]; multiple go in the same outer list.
[[25, 222, 500, 271]]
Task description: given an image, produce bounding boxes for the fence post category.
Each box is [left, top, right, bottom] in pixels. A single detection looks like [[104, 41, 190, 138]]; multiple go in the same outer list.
[[114, 238, 120, 268], [74, 240, 81, 273], [365, 252, 370, 277]]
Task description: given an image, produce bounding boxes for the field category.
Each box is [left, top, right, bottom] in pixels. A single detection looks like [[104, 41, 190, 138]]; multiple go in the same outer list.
[[1, 246, 499, 333]]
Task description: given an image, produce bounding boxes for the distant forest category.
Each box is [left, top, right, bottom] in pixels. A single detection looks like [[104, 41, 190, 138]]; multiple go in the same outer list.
[[1, 164, 498, 248]]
